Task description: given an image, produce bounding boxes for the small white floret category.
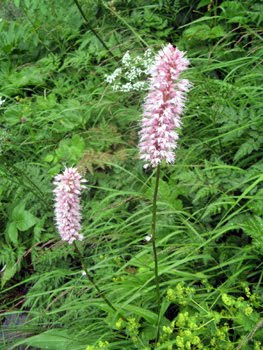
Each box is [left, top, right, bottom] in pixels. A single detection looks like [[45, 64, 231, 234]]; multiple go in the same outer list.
[[145, 235, 152, 242], [0, 97, 6, 106]]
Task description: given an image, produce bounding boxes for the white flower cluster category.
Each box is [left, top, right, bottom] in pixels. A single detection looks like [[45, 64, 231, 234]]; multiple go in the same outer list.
[[105, 49, 154, 92], [105, 68, 122, 84], [0, 96, 5, 106]]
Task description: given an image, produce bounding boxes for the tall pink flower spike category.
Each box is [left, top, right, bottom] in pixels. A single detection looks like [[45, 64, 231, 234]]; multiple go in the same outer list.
[[139, 44, 191, 168], [53, 167, 87, 244]]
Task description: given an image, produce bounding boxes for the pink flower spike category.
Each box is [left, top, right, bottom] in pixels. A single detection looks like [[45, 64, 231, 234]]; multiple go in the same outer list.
[[138, 44, 191, 168], [53, 167, 86, 244]]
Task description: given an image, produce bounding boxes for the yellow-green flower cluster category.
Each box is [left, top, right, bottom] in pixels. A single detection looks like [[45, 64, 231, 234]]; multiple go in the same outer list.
[[176, 311, 198, 330], [222, 293, 255, 318], [222, 293, 235, 306], [216, 323, 230, 341], [173, 311, 202, 349], [115, 317, 124, 330], [166, 283, 195, 305], [159, 320, 176, 344], [127, 317, 140, 345], [254, 341, 262, 350], [175, 332, 201, 349], [85, 341, 109, 350]]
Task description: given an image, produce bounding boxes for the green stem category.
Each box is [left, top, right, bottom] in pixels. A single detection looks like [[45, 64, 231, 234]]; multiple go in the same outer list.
[[73, 241, 127, 322], [151, 165, 161, 344], [73, 0, 116, 60]]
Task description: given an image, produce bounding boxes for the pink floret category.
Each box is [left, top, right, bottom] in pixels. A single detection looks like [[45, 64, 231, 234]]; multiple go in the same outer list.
[[53, 167, 86, 244], [139, 44, 191, 168]]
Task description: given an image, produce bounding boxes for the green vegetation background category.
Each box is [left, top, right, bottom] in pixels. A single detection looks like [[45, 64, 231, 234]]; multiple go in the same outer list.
[[0, 0, 262, 349]]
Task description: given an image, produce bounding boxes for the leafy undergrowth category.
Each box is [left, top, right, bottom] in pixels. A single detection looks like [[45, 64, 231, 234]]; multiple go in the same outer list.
[[0, 1, 262, 349]]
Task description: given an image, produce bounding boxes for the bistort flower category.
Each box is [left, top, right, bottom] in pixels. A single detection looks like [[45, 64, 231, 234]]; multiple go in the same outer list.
[[138, 44, 191, 168], [53, 167, 86, 244]]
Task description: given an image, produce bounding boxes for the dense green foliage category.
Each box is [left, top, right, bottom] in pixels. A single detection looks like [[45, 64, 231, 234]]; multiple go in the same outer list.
[[0, 0, 262, 349]]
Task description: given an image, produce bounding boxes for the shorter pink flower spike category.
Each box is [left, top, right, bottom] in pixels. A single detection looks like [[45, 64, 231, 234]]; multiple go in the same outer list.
[[139, 44, 191, 168], [53, 167, 87, 244]]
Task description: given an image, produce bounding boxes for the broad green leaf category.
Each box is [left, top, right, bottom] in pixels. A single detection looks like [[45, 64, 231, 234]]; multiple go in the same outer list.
[[12, 204, 37, 231], [11, 203, 25, 222], [7, 222, 18, 245], [16, 211, 37, 231], [10, 329, 82, 350], [210, 25, 226, 38], [141, 325, 156, 341]]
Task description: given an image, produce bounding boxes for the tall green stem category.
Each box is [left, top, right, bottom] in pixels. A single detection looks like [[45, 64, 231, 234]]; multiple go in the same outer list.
[[151, 165, 161, 343], [74, 241, 127, 321], [73, 0, 116, 60]]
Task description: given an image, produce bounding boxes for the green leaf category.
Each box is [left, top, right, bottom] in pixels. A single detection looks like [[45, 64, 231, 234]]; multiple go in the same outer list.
[[14, 0, 20, 7], [17, 211, 37, 231], [183, 24, 211, 41], [7, 222, 18, 245], [197, 0, 211, 9], [248, 189, 263, 216], [228, 16, 249, 24], [49, 164, 62, 177], [44, 154, 54, 163], [242, 216, 263, 254], [234, 140, 259, 162], [24, 0, 31, 8], [183, 24, 225, 41], [1, 263, 17, 288], [124, 305, 158, 323], [56, 134, 85, 162], [220, 1, 242, 17], [11, 329, 82, 350], [210, 25, 226, 38], [141, 325, 156, 341], [33, 217, 45, 242], [12, 204, 37, 231]]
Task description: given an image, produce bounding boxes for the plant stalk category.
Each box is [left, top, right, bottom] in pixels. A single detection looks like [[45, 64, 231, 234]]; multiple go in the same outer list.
[[151, 164, 161, 343], [73, 0, 116, 59], [74, 241, 127, 322]]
